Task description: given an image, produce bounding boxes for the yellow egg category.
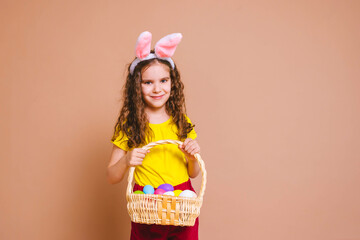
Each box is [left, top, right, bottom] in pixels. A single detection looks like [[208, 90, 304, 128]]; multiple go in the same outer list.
[[174, 190, 183, 196]]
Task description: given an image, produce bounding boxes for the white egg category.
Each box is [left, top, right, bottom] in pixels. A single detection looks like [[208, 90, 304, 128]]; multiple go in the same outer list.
[[179, 190, 197, 198], [163, 191, 175, 196]]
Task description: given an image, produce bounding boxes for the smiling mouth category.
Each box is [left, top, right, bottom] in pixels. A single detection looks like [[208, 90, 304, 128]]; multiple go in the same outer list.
[[151, 95, 165, 100]]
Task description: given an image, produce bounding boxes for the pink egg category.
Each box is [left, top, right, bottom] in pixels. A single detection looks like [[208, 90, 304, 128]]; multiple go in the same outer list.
[[154, 188, 166, 195]]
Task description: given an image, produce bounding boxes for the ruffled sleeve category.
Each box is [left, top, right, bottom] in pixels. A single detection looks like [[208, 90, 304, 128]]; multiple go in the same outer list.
[[111, 130, 130, 151], [185, 115, 197, 140]]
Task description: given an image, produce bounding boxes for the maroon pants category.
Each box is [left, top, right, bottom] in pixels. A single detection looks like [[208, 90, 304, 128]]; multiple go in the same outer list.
[[130, 179, 199, 240]]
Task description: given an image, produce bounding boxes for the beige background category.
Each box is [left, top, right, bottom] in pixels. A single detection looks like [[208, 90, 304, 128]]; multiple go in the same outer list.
[[1, 0, 360, 239]]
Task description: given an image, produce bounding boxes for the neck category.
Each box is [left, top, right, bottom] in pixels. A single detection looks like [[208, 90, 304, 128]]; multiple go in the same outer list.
[[145, 106, 170, 124]]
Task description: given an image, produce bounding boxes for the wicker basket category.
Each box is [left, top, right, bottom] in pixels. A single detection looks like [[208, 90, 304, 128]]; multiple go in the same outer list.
[[126, 139, 207, 226]]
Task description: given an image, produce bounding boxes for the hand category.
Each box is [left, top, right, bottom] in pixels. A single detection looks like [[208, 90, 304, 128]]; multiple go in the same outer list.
[[125, 148, 149, 167], [178, 138, 200, 161]]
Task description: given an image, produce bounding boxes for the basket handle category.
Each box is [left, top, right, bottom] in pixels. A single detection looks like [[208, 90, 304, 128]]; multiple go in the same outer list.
[[126, 139, 207, 199]]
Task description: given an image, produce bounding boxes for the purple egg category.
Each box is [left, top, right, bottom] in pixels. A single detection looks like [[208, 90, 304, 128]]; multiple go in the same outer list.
[[157, 183, 174, 192]]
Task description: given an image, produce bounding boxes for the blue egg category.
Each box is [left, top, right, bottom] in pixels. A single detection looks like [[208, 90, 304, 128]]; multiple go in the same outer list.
[[143, 185, 155, 194]]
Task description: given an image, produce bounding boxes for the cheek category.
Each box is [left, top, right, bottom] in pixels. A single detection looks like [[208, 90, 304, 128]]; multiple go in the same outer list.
[[165, 82, 171, 93], [141, 85, 150, 95]]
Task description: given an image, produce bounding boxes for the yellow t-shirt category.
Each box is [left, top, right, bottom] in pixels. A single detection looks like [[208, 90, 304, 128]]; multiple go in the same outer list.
[[111, 116, 197, 187]]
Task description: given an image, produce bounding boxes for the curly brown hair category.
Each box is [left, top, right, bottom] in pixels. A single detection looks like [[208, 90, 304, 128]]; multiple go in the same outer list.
[[112, 51, 194, 149]]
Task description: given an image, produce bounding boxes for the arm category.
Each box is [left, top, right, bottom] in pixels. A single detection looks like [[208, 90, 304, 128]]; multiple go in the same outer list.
[[187, 155, 201, 178], [107, 145, 149, 184], [107, 145, 128, 184], [179, 138, 201, 178]]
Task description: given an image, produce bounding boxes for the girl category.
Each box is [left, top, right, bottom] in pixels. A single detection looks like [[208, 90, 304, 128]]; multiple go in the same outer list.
[[107, 31, 201, 240]]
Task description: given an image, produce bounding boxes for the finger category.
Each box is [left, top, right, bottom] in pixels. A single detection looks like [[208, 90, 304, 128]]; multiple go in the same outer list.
[[135, 155, 146, 162], [183, 138, 192, 146], [129, 160, 139, 166], [135, 152, 147, 159], [190, 147, 200, 156], [131, 161, 142, 166], [184, 140, 196, 152], [180, 139, 189, 150], [129, 154, 144, 163], [189, 142, 200, 153], [182, 140, 190, 152], [132, 158, 144, 165], [192, 145, 200, 154], [136, 148, 150, 154], [135, 160, 143, 165], [184, 144, 195, 153], [137, 148, 150, 157]]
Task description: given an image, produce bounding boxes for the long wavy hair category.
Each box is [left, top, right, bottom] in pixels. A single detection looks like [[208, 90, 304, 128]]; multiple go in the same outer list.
[[111, 50, 194, 149]]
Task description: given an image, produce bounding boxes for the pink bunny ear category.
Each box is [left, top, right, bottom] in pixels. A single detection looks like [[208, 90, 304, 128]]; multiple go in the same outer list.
[[154, 33, 183, 58], [135, 31, 152, 59]]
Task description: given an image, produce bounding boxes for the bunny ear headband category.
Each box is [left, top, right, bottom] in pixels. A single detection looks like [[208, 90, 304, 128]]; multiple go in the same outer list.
[[129, 31, 183, 75]]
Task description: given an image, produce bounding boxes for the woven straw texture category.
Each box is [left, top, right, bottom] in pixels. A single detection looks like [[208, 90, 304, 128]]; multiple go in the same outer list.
[[126, 139, 207, 226]]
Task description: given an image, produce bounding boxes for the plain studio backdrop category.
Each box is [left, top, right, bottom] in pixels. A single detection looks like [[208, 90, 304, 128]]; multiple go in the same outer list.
[[1, 0, 360, 239]]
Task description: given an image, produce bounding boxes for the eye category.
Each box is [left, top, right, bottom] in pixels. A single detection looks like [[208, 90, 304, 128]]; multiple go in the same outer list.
[[142, 81, 152, 85], [160, 79, 168, 83]]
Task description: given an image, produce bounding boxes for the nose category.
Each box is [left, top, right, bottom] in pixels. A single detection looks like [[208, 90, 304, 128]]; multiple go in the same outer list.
[[153, 83, 161, 93]]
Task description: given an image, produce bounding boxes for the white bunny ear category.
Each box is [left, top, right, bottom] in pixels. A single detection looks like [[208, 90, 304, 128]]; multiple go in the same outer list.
[[155, 33, 182, 58], [135, 31, 152, 59]]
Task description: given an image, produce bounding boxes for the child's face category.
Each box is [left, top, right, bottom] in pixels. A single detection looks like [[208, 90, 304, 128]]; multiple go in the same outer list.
[[141, 61, 171, 111]]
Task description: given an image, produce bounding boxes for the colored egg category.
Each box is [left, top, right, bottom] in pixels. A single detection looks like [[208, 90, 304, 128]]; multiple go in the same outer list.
[[143, 185, 155, 194], [158, 183, 174, 192], [133, 190, 144, 194], [154, 188, 166, 195], [173, 190, 182, 196], [163, 191, 175, 196], [179, 190, 197, 198]]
